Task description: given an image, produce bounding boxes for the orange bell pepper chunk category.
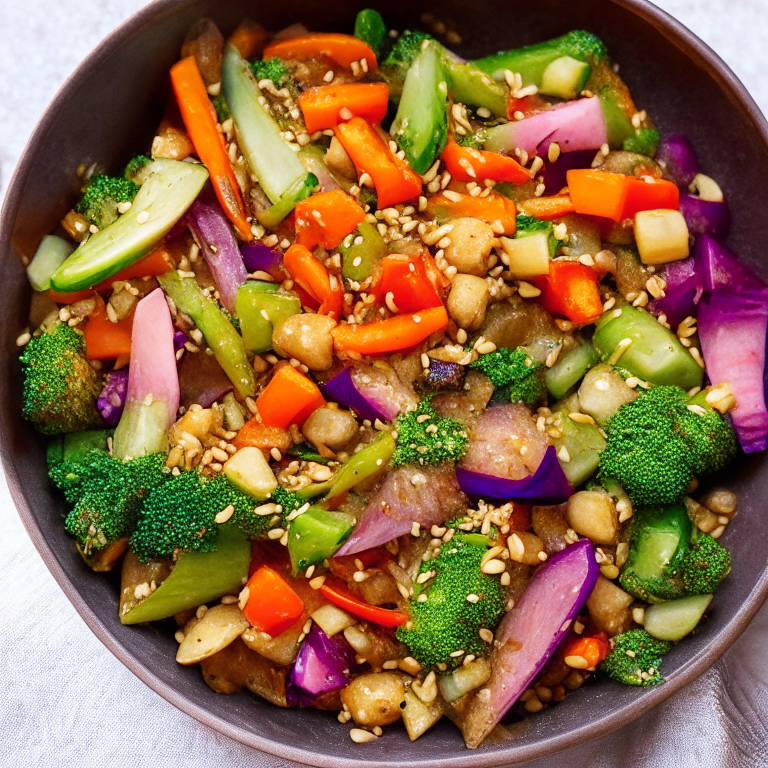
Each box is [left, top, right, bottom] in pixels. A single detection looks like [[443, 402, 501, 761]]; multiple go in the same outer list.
[[264, 33, 377, 71], [256, 364, 325, 429], [517, 195, 575, 220], [532, 261, 603, 325], [319, 583, 408, 628], [334, 117, 422, 209], [567, 169, 679, 222], [171, 56, 252, 240], [232, 422, 291, 452], [243, 566, 305, 636], [47, 246, 175, 304], [441, 136, 530, 184], [294, 190, 366, 251], [332, 306, 449, 356], [426, 191, 518, 235], [563, 631, 611, 668], [82, 295, 134, 360], [298, 83, 389, 134], [372, 254, 443, 313], [283, 244, 343, 319]]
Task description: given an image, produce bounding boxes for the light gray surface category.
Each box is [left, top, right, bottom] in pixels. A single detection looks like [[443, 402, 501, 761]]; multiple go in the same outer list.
[[1, 1, 767, 766]]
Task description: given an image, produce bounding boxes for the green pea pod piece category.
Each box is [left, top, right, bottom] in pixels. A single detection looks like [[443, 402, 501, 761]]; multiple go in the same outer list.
[[50, 160, 209, 292], [237, 281, 302, 354], [298, 431, 396, 500], [158, 271, 256, 397], [340, 222, 388, 282], [120, 525, 250, 624]]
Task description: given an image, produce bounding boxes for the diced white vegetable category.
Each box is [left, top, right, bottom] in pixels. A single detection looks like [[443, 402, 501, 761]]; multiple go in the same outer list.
[[438, 658, 491, 702], [585, 575, 634, 636], [311, 603, 356, 637], [176, 604, 250, 665], [402, 688, 444, 741], [501, 232, 551, 279], [634, 209, 690, 265], [540, 56, 591, 100], [223, 446, 277, 500]]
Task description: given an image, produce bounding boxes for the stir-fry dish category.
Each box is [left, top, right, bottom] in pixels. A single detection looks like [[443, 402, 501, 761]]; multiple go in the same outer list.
[[18, 9, 768, 749]]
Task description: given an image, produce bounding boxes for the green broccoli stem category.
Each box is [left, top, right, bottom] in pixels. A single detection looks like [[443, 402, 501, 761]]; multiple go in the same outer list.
[[158, 271, 256, 398], [222, 44, 308, 206], [50, 159, 209, 292], [544, 343, 598, 399], [297, 431, 396, 500], [391, 41, 448, 175]]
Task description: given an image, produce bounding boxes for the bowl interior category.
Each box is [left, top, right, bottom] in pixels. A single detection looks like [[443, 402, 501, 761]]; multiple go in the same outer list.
[[2, 0, 768, 766]]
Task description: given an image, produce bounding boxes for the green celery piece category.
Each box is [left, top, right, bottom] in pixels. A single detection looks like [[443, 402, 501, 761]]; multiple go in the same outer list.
[[256, 173, 317, 229], [545, 343, 599, 399], [391, 41, 448, 175], [441, 54, 508, 117], [50, 160, 208, 292], [222, 43, 307, 204], [598, 87, 636, 148], [287, 506, 353, 575], [298, 431, 396, 500], [354, 9, 388, 59], [158, 271, 256, 397], [236, 281, 301, 354], [552, 410, 606, 486], [339, 222, 388, 282], [27, 235, 73, 291], [120, 525, 250, 624], [593, 305, 703, 390]]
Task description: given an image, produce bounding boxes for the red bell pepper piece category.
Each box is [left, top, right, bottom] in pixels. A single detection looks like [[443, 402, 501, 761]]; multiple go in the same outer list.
[[255, 364, 326, 429], [263, 33, 377, 72], [441, 136, 530, 184], [283, 244, 343, 319], [532, 261, 603, 325], [294, 189, 366, 252], [319, 583, 408, 628], [372, 254, 443, 313], [243, 566, 305, 636], [426, 190, 518, 234]]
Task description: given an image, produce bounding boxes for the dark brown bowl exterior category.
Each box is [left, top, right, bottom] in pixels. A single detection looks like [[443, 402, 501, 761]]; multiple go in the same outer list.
[[2, 0, 768, 765]]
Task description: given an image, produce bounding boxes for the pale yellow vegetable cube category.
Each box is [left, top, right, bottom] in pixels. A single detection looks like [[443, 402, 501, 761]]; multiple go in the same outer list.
[[500, 232, 551, 278], [634, 209, 690, 265], [223, 446, 277, 500]]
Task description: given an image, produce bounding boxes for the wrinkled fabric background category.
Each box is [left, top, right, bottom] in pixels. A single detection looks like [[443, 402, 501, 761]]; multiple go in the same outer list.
[[1, 1, 767, 765]]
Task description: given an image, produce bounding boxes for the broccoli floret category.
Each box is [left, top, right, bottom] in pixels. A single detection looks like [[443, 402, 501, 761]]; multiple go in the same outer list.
[[251, 57, 291, 86], [470, 346, 545, 407], [456, 128, 487, 150], [21, 321, 103, 435], [623, 128, 660, 158], [354, 9, 389, 60], [560, 30, 609, 64], [392, 399, 468, 467], [131, 470, 274, 561], [515, 214, 558, 258], [599, 386, 738, 507], [50, 452, 169, 555], [383, 30, 433, 68], [76, 173, 140, 229], [681, 533, 731, 595], [600, 629, 671, 686], [124, 154, 151, 184], [396, 532, 505, 668]]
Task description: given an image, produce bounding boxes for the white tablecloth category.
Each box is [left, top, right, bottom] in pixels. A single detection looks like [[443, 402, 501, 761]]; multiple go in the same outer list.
[[1, 2, 767, 765]]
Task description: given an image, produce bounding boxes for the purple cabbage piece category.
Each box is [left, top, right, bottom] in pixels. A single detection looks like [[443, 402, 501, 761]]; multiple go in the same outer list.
[[679, 193, 731, 238], [285, 624, 353, 708], [187, 196, 248, 313], [694, 232, 766, 293], [653, 258, 703, 327], [456, 445, 574, 505], [320, 367, 396, 422], [241, 241, 284, 278], [97, 369, 129, 426], [539, 148, 596, 196], [172, 331, 187, 351], [656, 134, 699, 187]]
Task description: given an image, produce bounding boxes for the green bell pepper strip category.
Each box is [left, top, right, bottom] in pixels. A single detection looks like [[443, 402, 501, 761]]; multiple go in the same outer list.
[[236, 281, 302, 354], [120, 525, 250, 624], [442, 54, 508, 117], [339, 221, 388, 283], [158, 271, 256, 397], [50, 160, 209, 292], [221, 43, 307, 205], [256, 173, 317, 229], [354, 8, 388, 59], [287, 506, 354, 575]]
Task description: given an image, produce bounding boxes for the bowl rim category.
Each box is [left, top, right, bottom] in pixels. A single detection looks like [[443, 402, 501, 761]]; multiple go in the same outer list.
[[3, 0, 768, 765]]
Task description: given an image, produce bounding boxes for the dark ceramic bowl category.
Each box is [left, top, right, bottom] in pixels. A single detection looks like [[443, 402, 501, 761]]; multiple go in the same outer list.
[[2, 0, 768, 765]]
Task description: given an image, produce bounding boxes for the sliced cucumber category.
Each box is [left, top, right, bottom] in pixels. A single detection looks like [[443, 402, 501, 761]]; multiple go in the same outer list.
[[391, 41, 448, 175], [644, 594, 713, 641], [540, 56, 591, 100], [545, 343, 599, 400], [27, 235, 74, 291]]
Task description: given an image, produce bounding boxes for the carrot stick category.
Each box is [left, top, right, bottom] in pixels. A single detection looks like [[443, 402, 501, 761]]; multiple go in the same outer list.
[[256, 365, 326, 429], [283, 244, 343, 318], [441, 136, 530, 184], [294, 190, 366, 251], [170, 56, 252, 240], [264, 33, 377, 71], [332, 306, 448, 355], [297, 83, 389, 134], [82, 295, 134, 360]]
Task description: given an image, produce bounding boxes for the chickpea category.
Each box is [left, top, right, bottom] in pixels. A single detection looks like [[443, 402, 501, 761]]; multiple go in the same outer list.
[[566, 491, 619, 546], [302, 406, 358, 450], [447, 274, 490, 331], [443, 218, 495, 276], [340, 673, 405, 727], [272, 313, 336, 370]]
